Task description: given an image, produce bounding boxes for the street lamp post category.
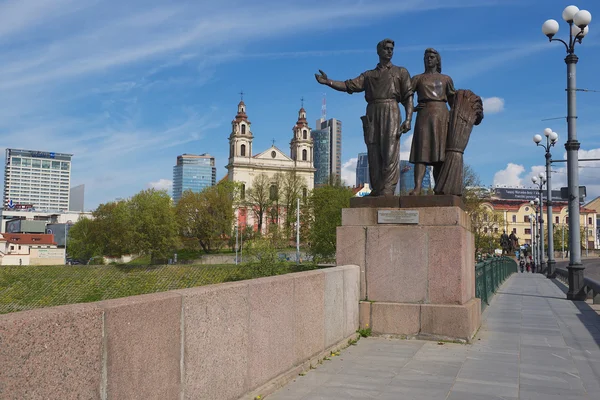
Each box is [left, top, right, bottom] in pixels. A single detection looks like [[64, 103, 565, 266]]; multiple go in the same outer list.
[[529, 213, 535, 270], [531, 201, 540, 273], [534, 130, 559, 278], [542, 5, 592, 300], [532, 175, 547, 274]]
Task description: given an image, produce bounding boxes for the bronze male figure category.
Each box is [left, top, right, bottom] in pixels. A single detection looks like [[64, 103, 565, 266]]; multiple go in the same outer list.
[[315, 39, 414, 196]]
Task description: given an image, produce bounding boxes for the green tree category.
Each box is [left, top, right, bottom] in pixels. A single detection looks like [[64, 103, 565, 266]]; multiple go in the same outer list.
[[273, 170, 307, 241], [128, 189, 179, 262], [306, 182, 353, 262], [66, 217, 101, 261], [92, 200, 133, 257], [245, 173, 273, 233], [175, 182, 236, 254], [470, 206, 505, 255]]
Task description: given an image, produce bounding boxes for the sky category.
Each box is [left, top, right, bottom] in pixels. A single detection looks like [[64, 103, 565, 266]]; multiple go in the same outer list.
[[0, 0, 599, 211]]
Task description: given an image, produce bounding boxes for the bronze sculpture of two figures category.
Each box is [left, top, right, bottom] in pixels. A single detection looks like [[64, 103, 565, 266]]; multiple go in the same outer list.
[[315, 39, 484, 197]]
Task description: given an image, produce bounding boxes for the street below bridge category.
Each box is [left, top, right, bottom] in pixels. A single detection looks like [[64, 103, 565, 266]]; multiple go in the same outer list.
[[556, 257, 600, 282]]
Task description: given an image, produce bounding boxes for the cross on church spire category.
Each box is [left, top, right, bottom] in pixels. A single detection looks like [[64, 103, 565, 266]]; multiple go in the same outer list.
[[239, 90, 245, 101], [300, 96, 304, 108], [272, 138, 276, 146]]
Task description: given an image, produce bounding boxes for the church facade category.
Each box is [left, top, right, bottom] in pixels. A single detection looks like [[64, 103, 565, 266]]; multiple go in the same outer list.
[[225, 100, 315, 232]]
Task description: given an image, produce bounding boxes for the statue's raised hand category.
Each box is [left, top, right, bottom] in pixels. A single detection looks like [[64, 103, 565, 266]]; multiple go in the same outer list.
[[315, 70, 328, 85]]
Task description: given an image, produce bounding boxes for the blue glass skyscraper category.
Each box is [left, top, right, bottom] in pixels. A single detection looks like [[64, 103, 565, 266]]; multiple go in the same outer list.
[[172, 153, 216, 202], [313, 118, 342, 185], [396, 160, 432, 195], [311, 128, 331, 186], [355, 152, 369, 187]]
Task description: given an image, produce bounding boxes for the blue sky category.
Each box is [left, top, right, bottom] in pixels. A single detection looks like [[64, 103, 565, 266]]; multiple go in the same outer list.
[[0, 0, 599, 210]]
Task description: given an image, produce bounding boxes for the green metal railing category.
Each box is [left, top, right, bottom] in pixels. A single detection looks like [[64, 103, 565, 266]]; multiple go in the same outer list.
[[475, 256, 518, 311]]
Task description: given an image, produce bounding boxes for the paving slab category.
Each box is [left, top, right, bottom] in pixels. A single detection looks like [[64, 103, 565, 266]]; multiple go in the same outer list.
[[267, 273, 600, 399]]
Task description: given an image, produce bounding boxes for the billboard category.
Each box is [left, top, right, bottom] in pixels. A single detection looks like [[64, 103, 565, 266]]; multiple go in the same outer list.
[[492, 188, 563, 201], [46, 223, 72, 247], [5, 219, 22, 233]]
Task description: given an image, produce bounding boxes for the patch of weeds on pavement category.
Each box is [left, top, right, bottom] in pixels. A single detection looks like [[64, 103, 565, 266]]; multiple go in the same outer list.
[[357, 325, 372, 338]]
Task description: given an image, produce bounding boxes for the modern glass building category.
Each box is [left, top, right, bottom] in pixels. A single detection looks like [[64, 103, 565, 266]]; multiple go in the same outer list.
[[172, 153, 216, 203], [355, 152, 369, 187], [396, 160, 432, 195], [3, 148, 72, 211], [314, 118, 342, 184], [311, 128, 331, 186]]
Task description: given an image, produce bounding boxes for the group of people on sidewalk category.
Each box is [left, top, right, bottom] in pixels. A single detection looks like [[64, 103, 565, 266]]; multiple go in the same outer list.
[[518, 247, 537, 273]]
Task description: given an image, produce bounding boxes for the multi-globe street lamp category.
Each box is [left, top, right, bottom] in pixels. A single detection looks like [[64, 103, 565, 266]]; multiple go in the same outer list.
[[534, 129, 559, 278], [542, 5, 592, 300], [532, 175, 547, 274]]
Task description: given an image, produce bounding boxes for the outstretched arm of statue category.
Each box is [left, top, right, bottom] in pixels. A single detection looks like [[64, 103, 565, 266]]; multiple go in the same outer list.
[[315, 70, 357, 92], [399, 96, 414, 135]]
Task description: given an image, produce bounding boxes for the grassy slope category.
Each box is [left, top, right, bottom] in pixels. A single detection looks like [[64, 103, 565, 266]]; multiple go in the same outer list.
[[0, 263, 317, 314]]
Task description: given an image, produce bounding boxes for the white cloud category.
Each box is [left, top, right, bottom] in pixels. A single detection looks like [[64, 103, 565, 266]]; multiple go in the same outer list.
[[341, 157, 358, 187], [482, 97, 505, 114], [147, 179, 172, 192], [493, 163, 525, 187]]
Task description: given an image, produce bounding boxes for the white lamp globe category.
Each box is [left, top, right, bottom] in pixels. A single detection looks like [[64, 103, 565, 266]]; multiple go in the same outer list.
[[533, 134, 543, 144], [544, 128, 553, 137], [563, 5, 580, 22], [573, 10, 592, 28], [572, 24, 589, 37], [539, 172, 545, 179], [542, 19, 560, 37], [549, 131, 559, 142], [535, 197, 540, 204], [532, 176, 538, 184]]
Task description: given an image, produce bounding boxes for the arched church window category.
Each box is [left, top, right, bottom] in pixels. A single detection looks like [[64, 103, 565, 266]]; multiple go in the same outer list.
[[241, 144, 246, 156], [303, 130, 307, 140], [302, 149, 307, 161], [241, 124, 246, 134], [270, 184, 278, 201], [241, 184, 246, 200], [302, 187, 307, 199]]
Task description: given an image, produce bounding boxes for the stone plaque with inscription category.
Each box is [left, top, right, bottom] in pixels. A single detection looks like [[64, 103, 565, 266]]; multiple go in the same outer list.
[[377, 209, 419, 224]]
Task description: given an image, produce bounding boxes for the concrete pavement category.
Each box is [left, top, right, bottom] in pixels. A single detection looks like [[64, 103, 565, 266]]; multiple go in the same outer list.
[[267, 273, 600, 399]]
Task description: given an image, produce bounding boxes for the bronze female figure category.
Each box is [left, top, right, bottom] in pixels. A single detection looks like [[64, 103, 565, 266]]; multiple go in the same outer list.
[[409, 48, 455, 195]]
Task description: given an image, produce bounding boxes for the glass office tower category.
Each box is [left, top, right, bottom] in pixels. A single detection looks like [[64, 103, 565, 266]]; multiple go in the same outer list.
[[172, 153, 216, 203]]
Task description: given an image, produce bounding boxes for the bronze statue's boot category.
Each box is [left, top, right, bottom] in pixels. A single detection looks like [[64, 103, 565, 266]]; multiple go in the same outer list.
[[409, 188, 421, 196]]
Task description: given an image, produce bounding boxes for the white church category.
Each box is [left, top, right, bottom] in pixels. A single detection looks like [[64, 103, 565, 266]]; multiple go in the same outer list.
[[225, 100, 315, 232]]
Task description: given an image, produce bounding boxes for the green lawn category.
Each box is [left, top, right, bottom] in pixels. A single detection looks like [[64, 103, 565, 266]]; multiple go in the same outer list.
[[0, 262, 319, 315]]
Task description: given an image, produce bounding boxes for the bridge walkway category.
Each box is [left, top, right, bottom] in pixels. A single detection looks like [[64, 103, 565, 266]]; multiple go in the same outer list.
[[267, 273, 600, 399]]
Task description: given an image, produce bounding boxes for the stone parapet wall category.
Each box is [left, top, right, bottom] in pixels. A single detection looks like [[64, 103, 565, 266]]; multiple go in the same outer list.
[[0, 265, 359, 400]]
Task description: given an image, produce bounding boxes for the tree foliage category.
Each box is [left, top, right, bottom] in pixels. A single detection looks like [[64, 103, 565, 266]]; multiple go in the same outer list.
[[127, 189, 179, 261], [245, 173, 272, 233], [68, 189, 179, 262], [175, 182, 237, 254], [66, 217, 100, 261], [305, 182, 354, 262], [92, 200, 133, 257]]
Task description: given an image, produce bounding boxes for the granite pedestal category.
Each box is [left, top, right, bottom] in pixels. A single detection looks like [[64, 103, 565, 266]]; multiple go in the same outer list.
[[337, 196, 481, 341]]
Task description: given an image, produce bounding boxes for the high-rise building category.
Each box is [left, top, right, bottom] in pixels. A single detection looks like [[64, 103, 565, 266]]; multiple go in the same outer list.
[[396, 160, 432, 195], [69, 184, 85, 212], [3, 148, 72, 211], [355, 152, 369, 187], [314, 118, 342, 184], [311, 128, 331, 186], [172, 153, 216, 203]]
